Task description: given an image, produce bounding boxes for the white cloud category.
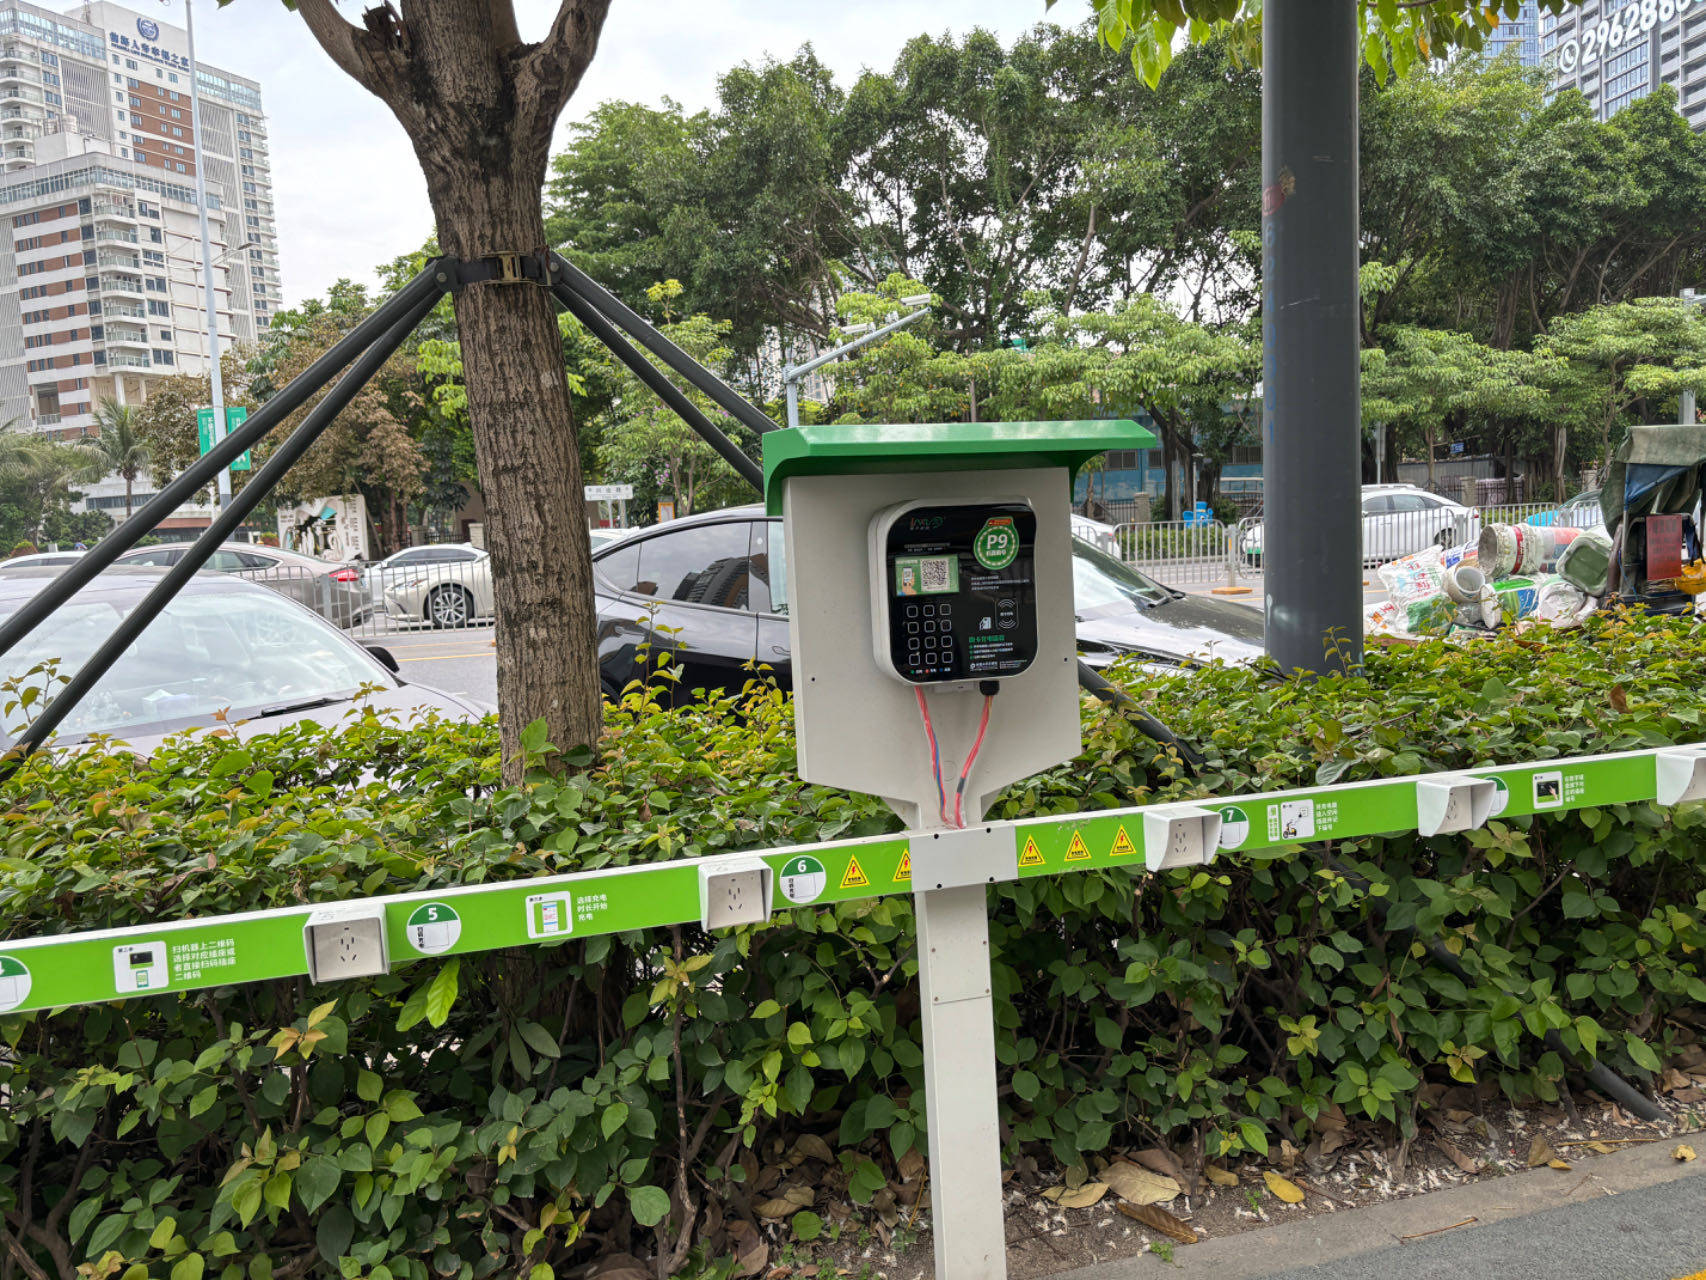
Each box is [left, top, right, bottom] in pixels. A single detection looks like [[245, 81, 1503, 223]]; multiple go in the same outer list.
[[167, 0, 1061, 305]]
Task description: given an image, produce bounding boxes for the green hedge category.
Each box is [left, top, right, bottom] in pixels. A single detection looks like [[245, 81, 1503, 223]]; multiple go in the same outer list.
[[2, 611, 1704, 1280]]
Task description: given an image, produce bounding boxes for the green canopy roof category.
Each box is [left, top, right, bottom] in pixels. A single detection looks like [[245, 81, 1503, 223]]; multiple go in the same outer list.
[[761, 420, 1158, 514]]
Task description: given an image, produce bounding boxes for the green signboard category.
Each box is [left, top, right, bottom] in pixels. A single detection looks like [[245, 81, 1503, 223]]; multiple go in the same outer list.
[[0, 747, 1693, 1017], [196, 405, 251, 471]]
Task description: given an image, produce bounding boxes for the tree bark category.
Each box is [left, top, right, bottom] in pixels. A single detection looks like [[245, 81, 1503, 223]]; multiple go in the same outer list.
[[296, 0, 611, 780]]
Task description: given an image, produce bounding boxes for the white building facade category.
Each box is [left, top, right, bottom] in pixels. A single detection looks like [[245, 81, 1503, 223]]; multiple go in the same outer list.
[[1541, 0, 1706, 128], [0, 2, 278, 528]]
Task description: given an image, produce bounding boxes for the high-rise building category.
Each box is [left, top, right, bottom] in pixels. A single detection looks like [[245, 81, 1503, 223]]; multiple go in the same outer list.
[[0, 2, 278, 527], [1541, 0, 1706, 129], [1483, 0, 1542, 65]]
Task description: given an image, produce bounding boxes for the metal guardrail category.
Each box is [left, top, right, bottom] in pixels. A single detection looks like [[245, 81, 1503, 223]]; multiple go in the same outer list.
[[225, 559, 494, 638], [1118, 501, 1590, 589]]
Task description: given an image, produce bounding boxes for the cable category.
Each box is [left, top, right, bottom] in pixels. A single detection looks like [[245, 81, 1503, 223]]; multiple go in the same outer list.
[[915, 685, 948, 825], [953, 685, 998, 828]]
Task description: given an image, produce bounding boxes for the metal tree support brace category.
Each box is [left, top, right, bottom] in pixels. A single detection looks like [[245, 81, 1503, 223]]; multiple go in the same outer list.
[[0, 743, 1697, 1016]]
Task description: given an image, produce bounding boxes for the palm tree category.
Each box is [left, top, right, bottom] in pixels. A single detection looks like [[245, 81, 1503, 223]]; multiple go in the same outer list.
[[0, 429, 105, 543], [86, 399, 153, 520]]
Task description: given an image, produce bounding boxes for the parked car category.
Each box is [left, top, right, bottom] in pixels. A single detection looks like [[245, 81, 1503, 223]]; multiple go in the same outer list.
[[112, 541, 369, 627], [1240, 484, 1478, 566], [0, 566, 484, 750], [1069, 512, 1120, 555], [365, 542, 494, 629], [1525, 489, 1605, 531], [2, 550, 86, 571], [590, 506, 1264, 701]]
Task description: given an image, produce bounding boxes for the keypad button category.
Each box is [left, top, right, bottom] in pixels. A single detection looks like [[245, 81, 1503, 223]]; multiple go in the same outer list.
[[924, 619, 935, 633], [906, 621, 918, 634], [905, 604, 919, 618], [939, 603, 951, 616], [922, 604, 935, 617]]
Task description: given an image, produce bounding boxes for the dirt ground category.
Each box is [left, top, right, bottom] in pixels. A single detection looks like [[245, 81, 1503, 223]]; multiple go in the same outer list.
[[795, 1049, 1706, 1280]]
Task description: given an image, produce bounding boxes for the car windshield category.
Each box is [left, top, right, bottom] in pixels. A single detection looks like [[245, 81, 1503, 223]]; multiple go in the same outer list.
[[0, 587, 388, 746], [1071, 537, 1173, 613]]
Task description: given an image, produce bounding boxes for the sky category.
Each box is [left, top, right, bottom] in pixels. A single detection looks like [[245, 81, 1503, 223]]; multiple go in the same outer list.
[[137, 0, 1069, 307]]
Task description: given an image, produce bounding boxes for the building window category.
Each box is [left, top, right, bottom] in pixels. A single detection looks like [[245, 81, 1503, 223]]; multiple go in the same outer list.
[[146, 299, 168, 316], [157, 328, 170, 341], [151, 349, 173, 365]]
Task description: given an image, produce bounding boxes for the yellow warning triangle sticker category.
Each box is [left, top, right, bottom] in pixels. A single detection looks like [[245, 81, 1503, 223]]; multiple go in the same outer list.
[[840, 854, 870, 890], [894, 851, 912, 884], [1064, 830, 1092, 862], [1018, 836, 1046, 867], [1109, 824, 1138, 858]]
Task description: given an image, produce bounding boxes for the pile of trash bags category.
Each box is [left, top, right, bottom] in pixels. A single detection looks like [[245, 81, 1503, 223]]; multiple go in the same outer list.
[[1367, 523, 1615, 641]]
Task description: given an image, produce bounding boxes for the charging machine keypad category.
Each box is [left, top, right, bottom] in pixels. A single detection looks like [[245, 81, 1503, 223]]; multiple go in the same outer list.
[[876, 501, 1039, 684]]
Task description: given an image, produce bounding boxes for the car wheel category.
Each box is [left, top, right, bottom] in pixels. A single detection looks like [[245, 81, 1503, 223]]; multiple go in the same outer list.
[[426, 584, 472, 629]]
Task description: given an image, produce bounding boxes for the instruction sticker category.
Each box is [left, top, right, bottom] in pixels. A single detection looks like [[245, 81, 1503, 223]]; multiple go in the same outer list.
[[405, 903, 461, 955], [1218, 805, 1250, 850], [893, 851, 912, 884], [1064, 831, 1092, 862], [840, 855, 870, 890], [0, 955, 31, 1012], [113, 941, 167, 993], [1109, 825, 1138, 858], [1487, 778, 1510, 818], [1271, 799, 1316, 842], [525, 892, 575, 940], [779, 855, 827, 904], [1532, 771, 1563, 809], [1018, 837, 1046, 868]]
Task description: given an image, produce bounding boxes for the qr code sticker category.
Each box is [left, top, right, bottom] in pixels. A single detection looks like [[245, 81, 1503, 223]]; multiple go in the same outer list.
[[921, 559, 952, 592]]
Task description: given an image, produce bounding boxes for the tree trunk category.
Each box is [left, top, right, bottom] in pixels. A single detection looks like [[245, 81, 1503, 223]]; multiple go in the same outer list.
[[296, 0, 611, 781], [124, 475, 133, 521]]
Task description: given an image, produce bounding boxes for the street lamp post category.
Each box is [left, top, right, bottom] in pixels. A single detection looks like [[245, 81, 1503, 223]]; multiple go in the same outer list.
[[1683, 288, 1702, 427], [782, 294, 933, 428], [179, 0, 229, 509]]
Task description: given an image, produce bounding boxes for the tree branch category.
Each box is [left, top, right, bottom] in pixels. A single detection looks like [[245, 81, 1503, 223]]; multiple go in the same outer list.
[[295, 0, 380, 93], [517, 0, 614, 141]]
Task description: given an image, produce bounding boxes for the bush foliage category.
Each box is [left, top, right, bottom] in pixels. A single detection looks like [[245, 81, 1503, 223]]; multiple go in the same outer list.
[[2, 611, 1704, 1280]]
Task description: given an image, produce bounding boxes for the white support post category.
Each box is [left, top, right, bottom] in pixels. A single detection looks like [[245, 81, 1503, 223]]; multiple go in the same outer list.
[[915, 881, 1007, 1280]]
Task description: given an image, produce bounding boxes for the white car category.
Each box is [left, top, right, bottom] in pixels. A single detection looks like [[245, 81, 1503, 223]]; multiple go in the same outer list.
[[1241, 484, 1479, 567], [2, 550, 86, 572], [365, 542, 493, 629], [1070, 512, 1120, 555]]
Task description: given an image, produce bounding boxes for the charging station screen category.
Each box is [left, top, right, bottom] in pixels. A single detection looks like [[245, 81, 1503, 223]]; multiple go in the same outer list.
[[883, 501, 1038, 684]]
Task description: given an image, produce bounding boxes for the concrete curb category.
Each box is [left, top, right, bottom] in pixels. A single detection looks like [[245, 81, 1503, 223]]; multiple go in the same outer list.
[[1049, 1142, 1705, 1280]]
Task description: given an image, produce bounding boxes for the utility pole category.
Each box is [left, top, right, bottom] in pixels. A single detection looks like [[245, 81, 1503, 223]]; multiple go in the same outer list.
[[1683, 288, 1702, 426], [1262, 0, 1362, 674], [182, 0, 229, 512]]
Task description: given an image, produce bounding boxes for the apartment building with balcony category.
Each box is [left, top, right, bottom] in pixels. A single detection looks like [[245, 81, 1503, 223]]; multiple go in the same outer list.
[[0, 2, 278, 528], [1541, 0, 1706, 129]]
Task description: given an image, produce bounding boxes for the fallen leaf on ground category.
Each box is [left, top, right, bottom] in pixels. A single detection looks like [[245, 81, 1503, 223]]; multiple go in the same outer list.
[[1278, 1139, 1302, 1172], [1203, 1165, 1239, 1188], [1101, 1161, 1182, 1206], [1263, 1171, 1305, 1204], [1117, 1201, 1198, 1244], [789, 1134, 833, 1165], [1129, 1147, 1185, 1182], [1042, 1181, 1108, 1209], [1584, 1141, 1618, 1155], [897, 1150, 925, 1182], [755, 1185, 814, 1220], [1527, 1135, 1562, 1168], [728, 1221, 768, 1278], [1547, 1159, 1572, 1171], [1662, 1067, 1692, 1093], [1436, 1138, 1481, 1175], [1675, 1145, 1697, 1162]]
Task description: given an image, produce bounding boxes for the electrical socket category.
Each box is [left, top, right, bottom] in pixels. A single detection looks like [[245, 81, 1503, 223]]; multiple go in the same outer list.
[[1656, 748, 1706, 805], [1416, 777, 1496, 837], [303, 906, 389, 983], [699, 859, 774, 930], [1142, 806, 1223, 872]]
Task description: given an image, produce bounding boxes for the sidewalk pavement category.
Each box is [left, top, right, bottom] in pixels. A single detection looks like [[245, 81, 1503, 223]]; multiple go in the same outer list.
[[1052, 1141, 1706, 1280]]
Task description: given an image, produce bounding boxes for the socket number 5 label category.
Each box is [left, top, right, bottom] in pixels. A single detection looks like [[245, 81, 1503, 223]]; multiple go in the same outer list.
[[405, 903, 462, 955]]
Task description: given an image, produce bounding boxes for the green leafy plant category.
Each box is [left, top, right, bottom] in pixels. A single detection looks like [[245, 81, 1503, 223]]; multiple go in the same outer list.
[[0, 611, 1702, 1278]]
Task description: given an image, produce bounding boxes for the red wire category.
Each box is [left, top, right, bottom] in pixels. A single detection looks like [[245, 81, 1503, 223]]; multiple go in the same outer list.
[[915, 685, 947, 825], [953, 694, 994, 829]]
